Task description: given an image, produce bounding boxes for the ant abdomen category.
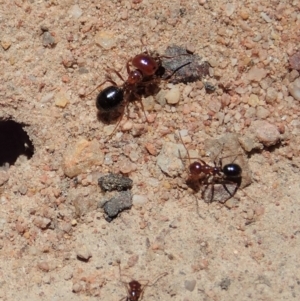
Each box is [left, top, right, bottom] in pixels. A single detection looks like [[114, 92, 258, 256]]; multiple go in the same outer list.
[[96, 86, 124, 111], [222, 163, 242, 178]]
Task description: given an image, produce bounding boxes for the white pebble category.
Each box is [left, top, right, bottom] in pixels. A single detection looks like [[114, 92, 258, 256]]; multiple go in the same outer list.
[[165, 86, 181, 104], [95, 31, 117, 50], [68, 5, 83, 19], [132, 195, 148, 207]]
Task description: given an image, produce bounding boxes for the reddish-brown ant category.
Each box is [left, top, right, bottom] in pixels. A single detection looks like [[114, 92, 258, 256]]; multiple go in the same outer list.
[[85, 48, 190, 138], [177, 132, 242, 206], [117, 261, 168, 301]]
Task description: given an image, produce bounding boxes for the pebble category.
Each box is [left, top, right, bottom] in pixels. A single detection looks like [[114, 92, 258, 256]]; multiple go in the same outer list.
[[289, 51, 300, 70], [37, 261, 50, 272], [72, 282, 84, 293], [250, 120, 280, 147], [260, 12, 272, 23], [288, 78, 300, 101], [33, 216, 51, 229], [165, 86, 181, 104], [248, 94, 260, 107], [68, 4, 83, 19], [42, 32, 55, 47], [95, 31, 117, 50], [101, 190, 132, 221], [132, 195, 148, 207], [55, 91, 69, 108], [1, 38, 12, 50], [40, 92, 55, 103], [256, 106, 270, 119], [225, 3, 236, 17], [265, 87, 278, 103], [247, 67, 268, 82], [145, 142, 158, 156], [156, 142, 187, 177], [98, 173, 133, 191], [184, 279, 196, 291], [76, 245, 92, 261], [62, 139, 104, 178]]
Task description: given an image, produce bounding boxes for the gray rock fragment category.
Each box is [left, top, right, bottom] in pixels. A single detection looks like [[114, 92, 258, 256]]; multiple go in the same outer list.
[[98, 173, 133, 191], [100, 190, 132, 222]]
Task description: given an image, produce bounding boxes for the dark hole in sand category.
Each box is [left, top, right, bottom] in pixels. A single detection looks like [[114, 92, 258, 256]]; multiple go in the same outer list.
[[0, 120, 34, 166]]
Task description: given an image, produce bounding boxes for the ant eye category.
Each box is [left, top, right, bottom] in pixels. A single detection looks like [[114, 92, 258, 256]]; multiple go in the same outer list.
[[190, 162, 202, 175]]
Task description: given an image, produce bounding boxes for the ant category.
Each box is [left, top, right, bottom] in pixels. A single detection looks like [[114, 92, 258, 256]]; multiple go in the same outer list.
[[177, 132, 242, 205], [85, 48, 190, 138], [117, 261, 168, 301]]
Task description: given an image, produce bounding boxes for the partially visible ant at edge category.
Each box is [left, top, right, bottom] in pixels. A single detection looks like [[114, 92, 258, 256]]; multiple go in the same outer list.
[[177, 131, 243, 217], [117, 260, 168, 301], [84, 42, 191, 140]]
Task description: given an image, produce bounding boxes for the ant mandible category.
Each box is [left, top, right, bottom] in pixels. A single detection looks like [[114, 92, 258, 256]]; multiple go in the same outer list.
[[117, 261, 168, 301]]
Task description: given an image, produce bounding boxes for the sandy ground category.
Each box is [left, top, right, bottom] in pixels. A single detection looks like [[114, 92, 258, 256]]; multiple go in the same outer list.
[[0, 0, 300, 300]]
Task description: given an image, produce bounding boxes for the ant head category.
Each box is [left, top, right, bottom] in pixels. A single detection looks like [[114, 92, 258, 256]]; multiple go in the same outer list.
[[127, 70, 143, 85], [223, 163, 242, 178], [189, 161, 202, 175], [132, 53, 159, 76], [129, 280, 142, 291]]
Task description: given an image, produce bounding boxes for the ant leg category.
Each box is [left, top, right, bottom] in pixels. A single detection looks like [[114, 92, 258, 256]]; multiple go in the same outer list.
[[104, 98, 129, 141], [164, 61, 191, 80], [117, 261, 131, 299], [84, 78, 117, 97], [106, 68, 126, 82]]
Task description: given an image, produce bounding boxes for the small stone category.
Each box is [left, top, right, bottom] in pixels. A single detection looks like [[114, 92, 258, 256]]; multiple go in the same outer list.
[[33, 216, 51, 229], [121, 120, 133, 132], [40, 92, 55, 103], [248, 94, 260, 107], [225, 3, 235, 16], [165, 86, 181, 104], [72, 282, 84, 293], [95, 31, 117, 50], [238, 136, 258, 152], [68, 4, 83, 18], [247, 67, 268, 82], [76, 245, 92, 261], [289, 51, 300, 70], [220, 278, 231, 290], [37, 262, 50, 272], [145, 142, 158, 156], [1, 39, 11, 50], [101, 190, 132, 221], [184, 279, 196, 292], [132, 195, 148, 207], [42, 32, 55, 47], [260, 12, 272, 23], [71, 219, 77, 226], [63, 139, 104, 178], [256, 106, 270, 119], [156, 142, 187, 177], [265, 87, 278, 103], [250, 120, 280, 147], [288, 78, 300, 101], [240, 9, 249, 20], [55, 91, 69, 108], [98, 173, 133, 191]]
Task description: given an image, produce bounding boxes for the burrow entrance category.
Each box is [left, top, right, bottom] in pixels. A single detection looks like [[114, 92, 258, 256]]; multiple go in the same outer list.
[[0, 120, 34, 166]]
